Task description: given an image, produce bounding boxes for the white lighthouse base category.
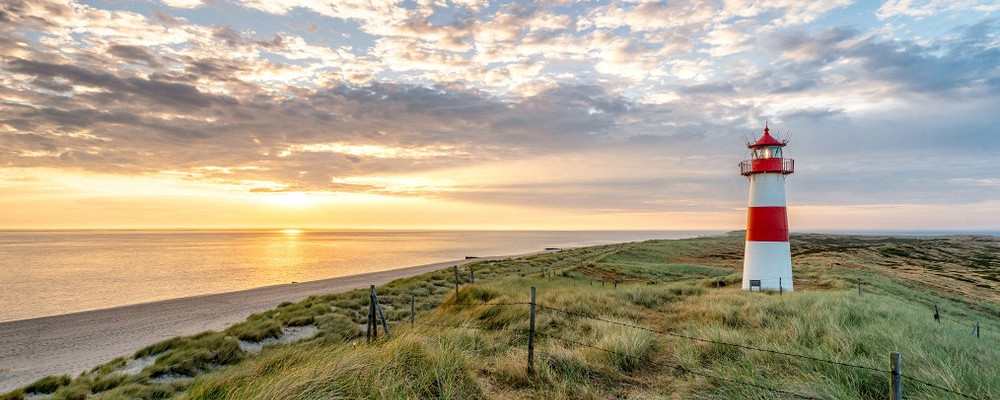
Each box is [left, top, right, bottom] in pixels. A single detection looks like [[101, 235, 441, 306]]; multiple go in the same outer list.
[[742, 241, 794, 291]]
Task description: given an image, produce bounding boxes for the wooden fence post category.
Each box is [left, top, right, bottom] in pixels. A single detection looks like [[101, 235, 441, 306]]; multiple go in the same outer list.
[[366, 292, 373, 344], [528, 286, 536, 374], [410, 294, 415, 326], [975, 322, 980, 338], [470, 269, 475, 284], [857, 278, 862, 295], [372, 285, 391, 340], [614, 279, 618, 289], [779, 277, 783, 295], [934, 305, 941, 323], [369, 285, 377, 341], [890, 352, 902, 400], [454, 266, 459, 297], [717, 280, 721, 290]]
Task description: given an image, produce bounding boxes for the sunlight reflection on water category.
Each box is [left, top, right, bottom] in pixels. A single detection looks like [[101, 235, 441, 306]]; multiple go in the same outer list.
[[0, 230, 715, 322]]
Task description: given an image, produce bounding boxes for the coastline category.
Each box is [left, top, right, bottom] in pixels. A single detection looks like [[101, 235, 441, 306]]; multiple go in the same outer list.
[[0, 252, 540, 393], [1, 230, 698, 323]]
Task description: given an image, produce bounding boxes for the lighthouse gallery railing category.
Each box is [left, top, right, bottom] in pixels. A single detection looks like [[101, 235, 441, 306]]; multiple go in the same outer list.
[[740, 158, 794, 176]]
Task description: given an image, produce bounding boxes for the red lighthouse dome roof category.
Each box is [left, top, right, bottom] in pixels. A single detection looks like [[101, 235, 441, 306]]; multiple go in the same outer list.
[[748, 125, 786, 148]]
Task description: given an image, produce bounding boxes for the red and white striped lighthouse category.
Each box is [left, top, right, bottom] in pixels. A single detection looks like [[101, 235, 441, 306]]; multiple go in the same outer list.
[[739, 124, 795, 291]]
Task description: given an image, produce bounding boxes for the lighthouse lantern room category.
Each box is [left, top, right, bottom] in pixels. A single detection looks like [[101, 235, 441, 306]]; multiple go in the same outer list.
[[739, 124, 795, 291]]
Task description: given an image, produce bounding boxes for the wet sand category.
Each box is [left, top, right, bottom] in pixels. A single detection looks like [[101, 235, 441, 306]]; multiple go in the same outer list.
[[0, 254, 528, 393]]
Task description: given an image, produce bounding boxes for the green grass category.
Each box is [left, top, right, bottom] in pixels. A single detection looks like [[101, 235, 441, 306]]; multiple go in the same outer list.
[[0, 391, 23, 400], [5, 234, 1000, 399], [225, 316, 282, 342], [146, 334, 244, 378], [89, 382, 187, 400], [23, 375, 71, 394]]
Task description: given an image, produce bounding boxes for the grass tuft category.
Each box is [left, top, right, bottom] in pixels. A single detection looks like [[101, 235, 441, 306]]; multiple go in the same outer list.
[[0, 390, 24, 400], [134, 337, 189, 359], [225, 317, 282, 342], [595, 325, 656, 372], [146, 334, 244, 378], [24, 375, 71, 394], [90, 373, 127, 393]]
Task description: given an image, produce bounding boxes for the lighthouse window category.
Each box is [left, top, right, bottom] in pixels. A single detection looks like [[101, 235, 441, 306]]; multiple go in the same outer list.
[[753, 146, 782, 159]]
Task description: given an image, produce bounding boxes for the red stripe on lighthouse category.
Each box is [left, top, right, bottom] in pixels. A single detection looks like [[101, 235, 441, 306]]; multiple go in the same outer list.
[[746, 206, 789, 242]]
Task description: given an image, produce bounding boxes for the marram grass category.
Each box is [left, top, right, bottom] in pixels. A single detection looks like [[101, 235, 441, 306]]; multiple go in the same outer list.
[[4, 234, 1000, 399]]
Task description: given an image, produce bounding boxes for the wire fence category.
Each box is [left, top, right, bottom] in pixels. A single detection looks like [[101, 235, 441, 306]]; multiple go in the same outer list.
[[406, 314, 824, 400], [534, 303, 984, 400], [535, 304, 888, 374], [936, 312, 989, 339], [535, 330, 826, 400], [728, 275, 995, 340], [361, 272, 994, 400]]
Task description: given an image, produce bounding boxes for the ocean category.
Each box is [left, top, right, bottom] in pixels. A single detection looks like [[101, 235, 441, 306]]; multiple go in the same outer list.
[[0, 230, 717, 322]]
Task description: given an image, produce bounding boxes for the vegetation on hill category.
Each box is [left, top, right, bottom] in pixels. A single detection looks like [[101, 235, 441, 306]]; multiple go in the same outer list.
[[3, 233, 999, 399]]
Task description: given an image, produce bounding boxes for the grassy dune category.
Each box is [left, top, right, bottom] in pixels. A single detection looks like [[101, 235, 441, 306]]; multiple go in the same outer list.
[[4, 233, 999, 399]]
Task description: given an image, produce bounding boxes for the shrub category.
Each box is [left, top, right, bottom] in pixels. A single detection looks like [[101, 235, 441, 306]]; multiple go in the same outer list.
[[51, 382, 90, 400], [448, 285, 500, 305], [92, 383, 180, 400], [0, 389, 25, 400], [90, 357, 128, 376], [91, 373, 127, 393], [134, 337, 190, 359], [24, 375, 71, 394], [225, 319, 281, 342], [618, 287, 675, 308], [146, 335, 245, 378], [596, 326, 655, 372], [315, 313, 362, 343], [286, 315, 314, 326]]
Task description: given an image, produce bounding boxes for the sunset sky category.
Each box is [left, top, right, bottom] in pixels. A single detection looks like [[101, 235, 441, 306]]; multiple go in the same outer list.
[[1, 0, 998, 230]]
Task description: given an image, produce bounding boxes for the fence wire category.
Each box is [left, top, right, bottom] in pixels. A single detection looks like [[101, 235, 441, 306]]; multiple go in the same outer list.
[[536, 304, 887, 374], [905, 375, 986, 400], [535, 303, 989, 400], [441, 301, 531, 307], [398, 290, 991, 399], [412, 321, 492, 331], [535, 330, 826, 400], [410, 319, 827, 399]]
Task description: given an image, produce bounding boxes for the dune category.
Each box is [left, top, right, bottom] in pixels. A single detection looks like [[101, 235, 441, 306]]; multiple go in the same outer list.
[[0, 253, 532, 393]]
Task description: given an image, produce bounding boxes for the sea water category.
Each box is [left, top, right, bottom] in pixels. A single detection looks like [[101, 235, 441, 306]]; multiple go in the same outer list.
[[0, 230, 717, 322]]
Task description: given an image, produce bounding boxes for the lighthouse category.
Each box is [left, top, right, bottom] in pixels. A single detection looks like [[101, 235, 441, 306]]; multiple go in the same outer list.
[[740, 124, 794, 291]]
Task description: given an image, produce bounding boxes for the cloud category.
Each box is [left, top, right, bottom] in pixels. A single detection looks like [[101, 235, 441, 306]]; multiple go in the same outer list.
[[704, 24, 753, 56], [107, 44, 161, 66], [7, 58, 236, 109], [161, 0, 204, 9], [1, 56, 645, 194], [847, 20, 1000, 95], [876, 0, 1000, 20], [781, 107, 845, 121], [1, 0, 999, 229]]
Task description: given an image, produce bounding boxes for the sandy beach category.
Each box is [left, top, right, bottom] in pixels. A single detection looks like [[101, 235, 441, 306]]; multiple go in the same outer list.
[[0, 254, 526, 393]]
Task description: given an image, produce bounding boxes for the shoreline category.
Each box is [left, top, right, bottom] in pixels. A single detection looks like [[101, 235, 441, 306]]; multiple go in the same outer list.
[[0, 252, 541, 393]]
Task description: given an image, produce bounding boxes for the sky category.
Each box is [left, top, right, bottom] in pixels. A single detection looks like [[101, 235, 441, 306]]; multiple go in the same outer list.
[[0, 0, 998, 231]]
